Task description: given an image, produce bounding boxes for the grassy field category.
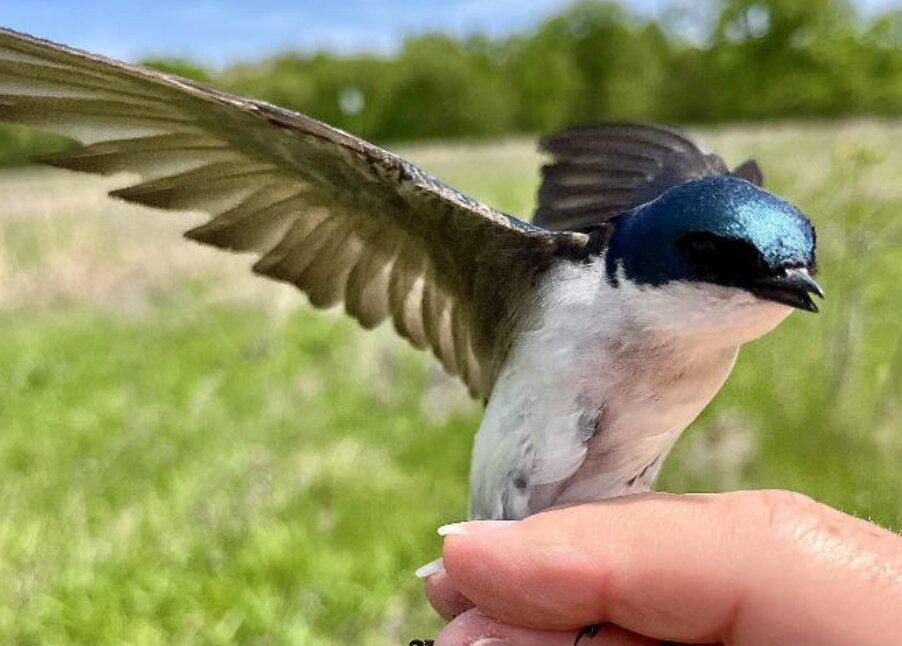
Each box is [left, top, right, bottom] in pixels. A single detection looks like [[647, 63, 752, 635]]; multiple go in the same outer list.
[[1, 121, 901, 644]]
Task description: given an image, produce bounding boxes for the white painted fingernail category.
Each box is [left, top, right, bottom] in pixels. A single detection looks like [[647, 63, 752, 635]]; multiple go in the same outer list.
[[414, 557, 445, 579], [437, 523, 469, 536], [438, 521, 517, 536]]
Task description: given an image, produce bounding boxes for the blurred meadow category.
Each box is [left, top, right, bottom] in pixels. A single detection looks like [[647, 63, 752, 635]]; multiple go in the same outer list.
[[2, 0, 902, 643], [1, 121, 901, 644]]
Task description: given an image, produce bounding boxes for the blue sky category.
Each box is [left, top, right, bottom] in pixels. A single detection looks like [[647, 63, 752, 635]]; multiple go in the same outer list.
[[1, 0, 900, 66]]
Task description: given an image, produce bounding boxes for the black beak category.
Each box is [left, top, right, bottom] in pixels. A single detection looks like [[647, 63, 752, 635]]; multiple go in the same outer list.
[[748, 268, 824, 313]]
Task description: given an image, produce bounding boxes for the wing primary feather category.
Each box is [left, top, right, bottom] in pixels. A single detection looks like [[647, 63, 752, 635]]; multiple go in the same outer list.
[[451, 305, 472, 388], [421, 263, 442, 355], [0, 95, 193, 123], [0, 28, 215, 104], [41, 134, 241, 179], [293, 220, 359, 308], [540, 164, 649, 188], [305, 231, 365, 309], [541, 123, 696, 154], [0, 59, 173, 103], [422, 277, 457, 376], [185, 187, 305, 253], [110, 161, 277, 211], [344, 228, 399, 329], [462, 319, 488, 399], [252, 212, 339, 284], [388, 247, 428, 350], [0, 105, 194, 144], [435, 299, 458, 376]]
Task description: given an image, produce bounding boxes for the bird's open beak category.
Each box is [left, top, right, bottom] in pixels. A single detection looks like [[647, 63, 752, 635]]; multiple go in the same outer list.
[[749, 267, 824, 313]]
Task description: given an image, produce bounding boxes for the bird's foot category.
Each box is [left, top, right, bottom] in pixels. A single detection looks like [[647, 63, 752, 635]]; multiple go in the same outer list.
[[574, 623, 603, 645]]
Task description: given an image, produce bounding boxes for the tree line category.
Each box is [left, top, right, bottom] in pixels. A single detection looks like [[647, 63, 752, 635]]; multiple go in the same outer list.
[[3, 0, 902, 164]]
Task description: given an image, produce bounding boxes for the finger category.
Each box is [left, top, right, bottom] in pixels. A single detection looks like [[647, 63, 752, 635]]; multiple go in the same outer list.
[[426, 569, 476, 621], [441, 491, 902, 644], [421, 522, 515, 621], [435, 608, 660, 646]]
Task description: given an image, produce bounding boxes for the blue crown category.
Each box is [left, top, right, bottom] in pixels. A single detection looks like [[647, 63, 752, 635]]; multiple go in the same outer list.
[[605, 176, 816, 287]]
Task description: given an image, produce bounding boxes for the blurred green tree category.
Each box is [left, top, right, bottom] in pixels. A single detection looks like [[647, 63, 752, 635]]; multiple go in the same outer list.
[[705, 0, 860, 119], [373, 34, 514, 140]]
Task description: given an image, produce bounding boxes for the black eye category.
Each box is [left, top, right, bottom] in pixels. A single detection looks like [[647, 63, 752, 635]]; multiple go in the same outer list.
[[677, 231, 767, 285]]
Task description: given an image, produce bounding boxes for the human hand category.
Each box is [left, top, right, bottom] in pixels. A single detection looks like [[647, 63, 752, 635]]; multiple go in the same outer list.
[[420, 491, 902, 645]]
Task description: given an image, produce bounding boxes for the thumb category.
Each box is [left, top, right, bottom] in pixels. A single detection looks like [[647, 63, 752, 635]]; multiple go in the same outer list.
[[439, 492, 902, 645]]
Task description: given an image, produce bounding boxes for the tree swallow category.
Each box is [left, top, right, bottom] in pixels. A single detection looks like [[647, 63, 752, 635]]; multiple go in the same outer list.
[[0, 29, 821, 522]]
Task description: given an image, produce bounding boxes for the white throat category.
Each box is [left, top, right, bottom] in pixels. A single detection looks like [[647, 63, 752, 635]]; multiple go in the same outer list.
[[613, 268, 794, 347]]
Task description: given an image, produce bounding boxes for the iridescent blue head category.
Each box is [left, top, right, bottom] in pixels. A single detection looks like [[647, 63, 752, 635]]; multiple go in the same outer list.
[[605, 175, 823, 312]]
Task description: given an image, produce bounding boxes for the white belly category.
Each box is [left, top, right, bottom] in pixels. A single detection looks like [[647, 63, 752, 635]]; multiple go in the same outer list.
[[468, 326, 738, 519], [466, 258, 773, 520]]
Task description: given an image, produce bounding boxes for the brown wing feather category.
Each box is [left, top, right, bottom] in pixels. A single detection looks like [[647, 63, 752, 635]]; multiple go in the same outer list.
[[534, 123, 764, 233], [0, 26, 587, 399]]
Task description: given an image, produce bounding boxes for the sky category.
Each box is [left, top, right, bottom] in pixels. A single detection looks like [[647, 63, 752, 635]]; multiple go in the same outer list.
[[1, 0, 900, 66]]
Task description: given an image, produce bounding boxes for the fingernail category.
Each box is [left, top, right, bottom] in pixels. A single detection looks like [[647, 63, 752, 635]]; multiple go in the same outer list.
[[470, 639, 514, 645], [414, 557, 445, 579], [437, 520, 517, 536]]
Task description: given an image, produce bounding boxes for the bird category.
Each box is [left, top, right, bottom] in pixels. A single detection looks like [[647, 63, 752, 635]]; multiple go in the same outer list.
[[0, 28, 821, 523]]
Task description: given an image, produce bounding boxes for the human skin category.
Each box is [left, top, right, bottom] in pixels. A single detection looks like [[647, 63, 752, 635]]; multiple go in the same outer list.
[[421, 491, 902, 645]]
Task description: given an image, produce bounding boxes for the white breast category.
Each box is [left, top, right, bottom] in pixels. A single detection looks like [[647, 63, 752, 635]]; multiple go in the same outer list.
[[467, 255, 792, 520]]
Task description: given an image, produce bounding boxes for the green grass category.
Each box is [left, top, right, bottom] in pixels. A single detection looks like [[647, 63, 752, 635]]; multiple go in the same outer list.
[[1, 121, 901, 644], [0, 301, 474, 645]]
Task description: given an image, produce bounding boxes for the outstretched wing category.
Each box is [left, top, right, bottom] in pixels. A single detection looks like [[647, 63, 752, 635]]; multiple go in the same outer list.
[[0, 27, 586, 399], [534, 123, 764, 233]]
